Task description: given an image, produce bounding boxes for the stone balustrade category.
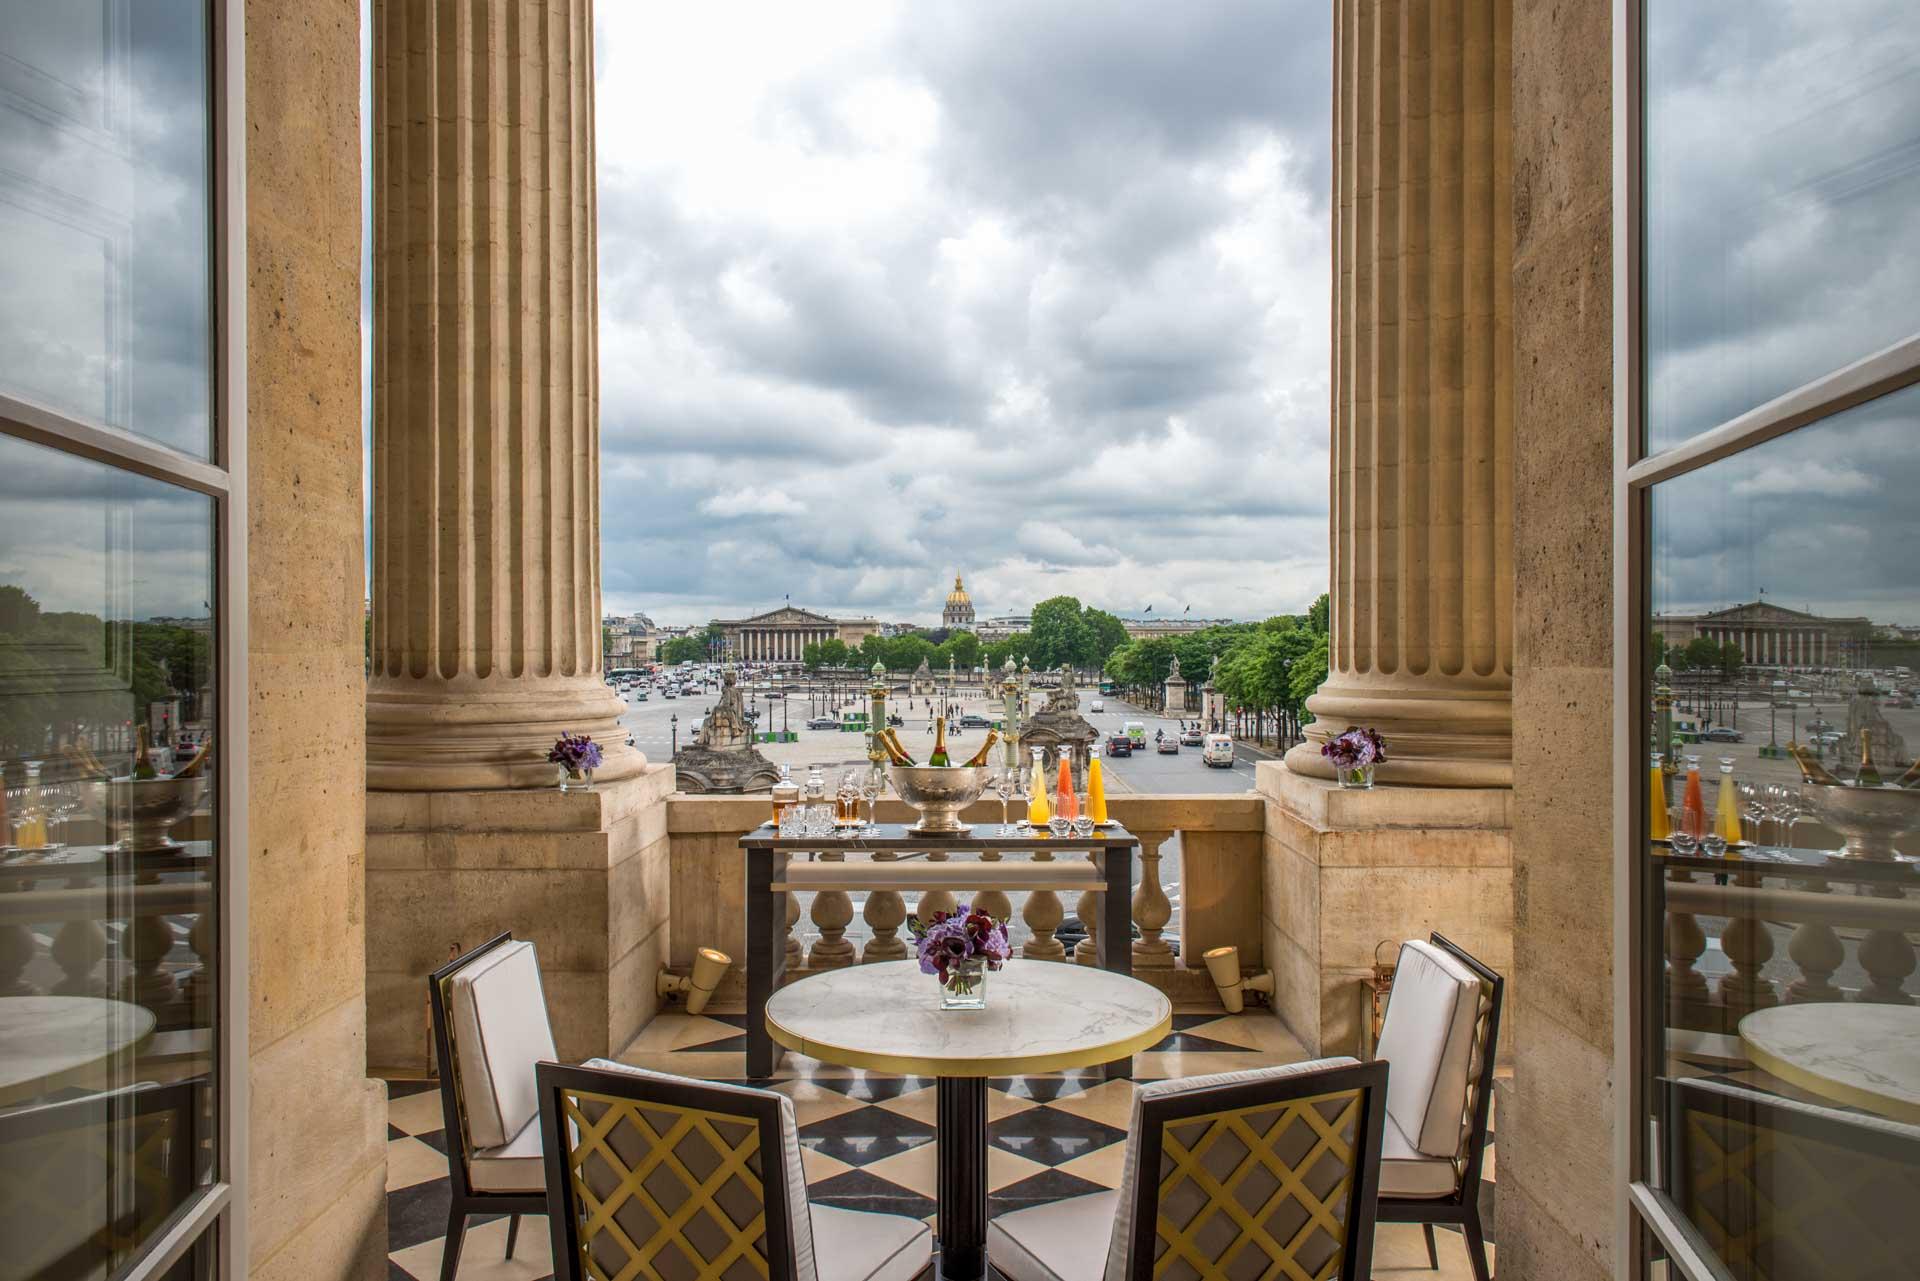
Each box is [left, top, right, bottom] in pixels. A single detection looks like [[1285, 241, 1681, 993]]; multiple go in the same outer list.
[[666, 792, 1265, 1007]]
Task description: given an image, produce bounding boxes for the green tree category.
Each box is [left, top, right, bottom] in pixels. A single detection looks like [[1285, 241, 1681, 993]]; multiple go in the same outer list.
[[1029, 596, 1093, 670], [1306, 592, 1330, 636], [1083, 609, 1130, 666], [659, 635, 706, 665], [1288, 632, 1330, 719]]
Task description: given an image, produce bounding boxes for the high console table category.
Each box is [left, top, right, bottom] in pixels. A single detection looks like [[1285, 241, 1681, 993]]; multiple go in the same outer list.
[[741, 823, 1139, 1078]]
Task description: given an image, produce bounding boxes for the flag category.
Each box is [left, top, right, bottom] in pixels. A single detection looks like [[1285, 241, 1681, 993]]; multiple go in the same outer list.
[[1144, 604, 1153, 614]]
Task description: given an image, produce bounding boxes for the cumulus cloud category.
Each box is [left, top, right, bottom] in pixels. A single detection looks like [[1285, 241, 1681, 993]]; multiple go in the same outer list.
[[593, 0, 1334, 624]]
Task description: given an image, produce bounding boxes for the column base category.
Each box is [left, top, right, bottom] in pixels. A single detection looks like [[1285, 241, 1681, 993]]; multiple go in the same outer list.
[[1291, 678, 1512, 788], [367, 672, 646, 791]]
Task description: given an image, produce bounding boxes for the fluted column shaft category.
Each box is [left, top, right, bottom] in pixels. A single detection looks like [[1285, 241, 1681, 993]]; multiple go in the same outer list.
[[368, 0, 639, 789], [1289, 0, 1514, 788]]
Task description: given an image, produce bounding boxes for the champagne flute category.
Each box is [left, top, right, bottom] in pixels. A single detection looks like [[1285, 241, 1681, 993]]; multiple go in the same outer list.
[[993, 766, 1015, 835], [860, 768, 882, 827]]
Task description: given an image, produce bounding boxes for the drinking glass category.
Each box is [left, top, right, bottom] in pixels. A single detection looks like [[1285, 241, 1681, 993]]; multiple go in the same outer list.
[[1072, 785, 1094, 837], [860, 770, 882, 826], [1667, 806, 1698, 856], [1738, 783, 1768, 856], [1771, 785, 1806, 860], [993, 767, 1015, 835], [1013, 769, 1032, 833]]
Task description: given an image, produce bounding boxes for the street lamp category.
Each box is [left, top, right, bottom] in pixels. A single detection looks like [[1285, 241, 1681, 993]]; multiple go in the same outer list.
[[671, 714, 679, 755]]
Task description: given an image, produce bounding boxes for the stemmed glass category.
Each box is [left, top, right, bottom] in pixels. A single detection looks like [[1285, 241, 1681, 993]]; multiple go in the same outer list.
[[993, 766, 1016, 836], [860, 768, 882, 827], [1012, 765, 1032, 834], [1738, 783, 1768, 857], [1072, 780, 1095, 838], [1769, 784, 1806, 860]]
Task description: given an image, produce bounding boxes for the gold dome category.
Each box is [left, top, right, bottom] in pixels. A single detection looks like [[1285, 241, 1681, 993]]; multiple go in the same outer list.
[[946, 575, 971, 605]]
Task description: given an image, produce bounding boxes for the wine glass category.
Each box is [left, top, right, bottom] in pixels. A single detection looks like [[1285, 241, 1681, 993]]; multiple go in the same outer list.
[[992, 766, 1015, 835], [1012, 765, 1032, 833], [860, 769, 882, 827], [1770, 785, 1806, 859], [1738, 783, 1767, 856]]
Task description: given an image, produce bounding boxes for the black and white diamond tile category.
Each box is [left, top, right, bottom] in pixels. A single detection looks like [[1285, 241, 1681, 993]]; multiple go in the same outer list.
[[381, 1010, 1499, 1279]]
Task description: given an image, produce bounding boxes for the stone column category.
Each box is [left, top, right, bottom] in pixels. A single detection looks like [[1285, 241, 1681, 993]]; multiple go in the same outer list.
[[368, 0, 640, 791], [1287, 0, 1514, 788]]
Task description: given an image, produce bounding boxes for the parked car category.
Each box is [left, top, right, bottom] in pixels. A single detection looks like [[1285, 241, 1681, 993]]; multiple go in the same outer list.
[[1701, 726, 1741, 743], [1156, 737, 1180, 755], [1105, 734, 1133, 757], [958, 713, 993, 729], [1180, 726, 1204, 746], [805, 716, 838, 730], [1202, 734, 1235, 767], [1089, 699, 1105, 713]]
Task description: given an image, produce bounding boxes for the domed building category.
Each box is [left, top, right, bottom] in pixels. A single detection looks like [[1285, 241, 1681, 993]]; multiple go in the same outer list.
[[942, 574, 976, 629]]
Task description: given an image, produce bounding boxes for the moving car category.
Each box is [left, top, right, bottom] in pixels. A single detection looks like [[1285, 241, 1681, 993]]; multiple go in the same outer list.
[[1180, 726, 1204, 746], [1105, 734, 1133, 757], [805, 716, 838, 730], [958, 713, 993, 729], [1089, 699, 1105, 713], [1700, 726, 1741, 743], [764, 691, 784, 699], [1156, 737, 1180, 754], [1202, 734, 1235, 767]]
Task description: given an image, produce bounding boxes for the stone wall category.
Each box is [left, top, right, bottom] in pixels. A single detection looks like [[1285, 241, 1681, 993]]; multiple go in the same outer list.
[[244, 1, 389, 1276], [1497, 1, 1617, 1277], [1257, 763, 1512, 1056], [366, 766, 676, 1069]]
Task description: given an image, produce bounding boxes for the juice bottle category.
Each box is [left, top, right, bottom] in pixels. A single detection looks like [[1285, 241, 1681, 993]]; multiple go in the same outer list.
[[1086, 745, 1108, 824], [1714, 757, 1743, 844], [1680, 754, 1705, 842], [1026, 747, 1051, 825], [1054, 755, 1077, 820], [1648, 752, 1669, 841]]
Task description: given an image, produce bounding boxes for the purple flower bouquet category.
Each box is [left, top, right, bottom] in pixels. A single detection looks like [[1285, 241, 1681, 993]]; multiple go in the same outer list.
[[908, 902, 1010, 1008], [548, 732, 603, 792], [1322, 726, 1386, 789]]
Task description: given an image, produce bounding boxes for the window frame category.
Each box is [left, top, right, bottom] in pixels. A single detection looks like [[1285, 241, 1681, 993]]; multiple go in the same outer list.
[[1614, 1, 1920, 1277], [0, 0, 248, 1276]]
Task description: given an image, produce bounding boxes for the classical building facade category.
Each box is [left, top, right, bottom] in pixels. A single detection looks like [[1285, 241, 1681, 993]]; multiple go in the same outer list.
[[1654, 600, 1871, 669], [942, 575, 976, 629], [713, 607, 879, 663]]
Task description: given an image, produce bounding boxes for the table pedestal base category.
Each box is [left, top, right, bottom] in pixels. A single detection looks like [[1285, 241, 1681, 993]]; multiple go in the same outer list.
[[936, 1075, 990, 1281]]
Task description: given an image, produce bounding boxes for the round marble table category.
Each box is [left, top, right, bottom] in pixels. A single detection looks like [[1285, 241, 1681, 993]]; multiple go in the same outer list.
[[766, 959, 1170, 1281], [0, 995, 157, 1107], [1738, 1003, 1920, 1124]]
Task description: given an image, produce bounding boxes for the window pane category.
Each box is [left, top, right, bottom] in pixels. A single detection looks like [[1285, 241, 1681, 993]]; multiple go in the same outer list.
[[1644, 385, 1920, 1275], [0, 1, 213, 457], [0, 433, 219, 1276], [1644, 2, 1920, 452]]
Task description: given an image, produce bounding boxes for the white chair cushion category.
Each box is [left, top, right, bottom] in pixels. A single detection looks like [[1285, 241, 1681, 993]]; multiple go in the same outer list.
[[450, 940, 557, 1150], [1373, 940, 1481, 1158], [469, 1113, 545, 1192], [579, 1059, 819, 1281], [1378, 1112, 1459, 1199], [812, 1203, 933, 1281], [1102, 1058, 1360, 1281], [989, 1190, 1118, 1281]]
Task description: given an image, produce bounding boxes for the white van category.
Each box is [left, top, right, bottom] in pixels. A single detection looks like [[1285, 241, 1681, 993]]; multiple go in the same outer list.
[[1202, 734, 1235, 768]]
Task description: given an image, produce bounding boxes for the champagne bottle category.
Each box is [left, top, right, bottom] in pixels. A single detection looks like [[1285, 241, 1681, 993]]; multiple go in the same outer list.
[[1857, 731, 1884, 787], [1786, 741, 1843, 787], [880, 728, 918, 767], [1893, 755, 1920, 788], [133, 726, 159, 780], [929, 716, 951, 767], [174, 736, 213, 780], [961, 730, 999, 769]]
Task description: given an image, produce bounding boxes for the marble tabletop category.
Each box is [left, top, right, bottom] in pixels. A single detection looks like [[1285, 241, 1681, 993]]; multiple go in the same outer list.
[[1738, 1003, 1920, 1124], [0, 995, 157, 1106], [764, 958, 1171, 1077]]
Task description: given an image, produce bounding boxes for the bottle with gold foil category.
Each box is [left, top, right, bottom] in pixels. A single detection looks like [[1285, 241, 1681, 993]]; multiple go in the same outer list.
[[1086, 744, 1108, 825], [1787, 741, 1842, 787], [929, 716, 951, 767], [1857, 731, 1884, 787], [1714, 757, 1743, 844], [1648, 751, 1670, 841], [1026, 747, 1051, 826]]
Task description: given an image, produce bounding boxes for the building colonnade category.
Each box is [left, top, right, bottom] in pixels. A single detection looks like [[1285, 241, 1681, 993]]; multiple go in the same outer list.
[[733, 627, 842, 663]]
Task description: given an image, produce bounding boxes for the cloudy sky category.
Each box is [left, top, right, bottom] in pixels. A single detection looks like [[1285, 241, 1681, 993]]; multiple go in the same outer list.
[[590, 1, 1334, 626]]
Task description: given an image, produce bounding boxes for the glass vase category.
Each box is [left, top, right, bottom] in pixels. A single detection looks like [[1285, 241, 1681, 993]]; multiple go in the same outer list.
[[1338, 764, 1375, 790], [939, 958, 987, 1010], [559, 766, 595, 794]]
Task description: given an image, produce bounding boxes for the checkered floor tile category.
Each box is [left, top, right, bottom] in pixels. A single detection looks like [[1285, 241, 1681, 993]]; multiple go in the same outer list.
[[384, 1009, 1498, 1279]]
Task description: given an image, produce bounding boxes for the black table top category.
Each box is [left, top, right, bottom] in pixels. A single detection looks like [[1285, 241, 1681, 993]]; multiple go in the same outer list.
[[740, 820, 1137, 853]]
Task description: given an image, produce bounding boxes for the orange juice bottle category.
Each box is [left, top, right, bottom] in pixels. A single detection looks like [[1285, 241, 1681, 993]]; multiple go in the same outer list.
[[1055, 756, 1077, 820], [1026, 748, 1051, 825], [1714, 757, 1743, 844], [1087, 746, 1108, 824], [1680, 754, 1705, 841], [1648, 752, 1669, 841]]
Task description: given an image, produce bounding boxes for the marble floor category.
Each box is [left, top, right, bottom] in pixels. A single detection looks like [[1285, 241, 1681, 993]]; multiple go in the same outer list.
[[383, 1008, 1498, 1280]]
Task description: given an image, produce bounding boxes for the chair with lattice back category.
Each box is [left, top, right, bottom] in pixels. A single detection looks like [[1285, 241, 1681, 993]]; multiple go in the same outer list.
[[537, 1058, 932, 1281], [1666, 1075, 1920, 1281], [985, 1057, 1389, 1281]]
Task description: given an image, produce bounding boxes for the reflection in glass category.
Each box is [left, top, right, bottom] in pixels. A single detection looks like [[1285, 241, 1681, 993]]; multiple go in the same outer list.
[[1645, 1, 1920, 451], [0, 0, 213, 457], [0, 433, 217, 1277], [1644, 388, 1920, 1276]]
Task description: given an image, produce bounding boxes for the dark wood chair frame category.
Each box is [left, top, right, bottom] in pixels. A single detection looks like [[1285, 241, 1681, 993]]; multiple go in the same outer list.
[[427, 932, 549, 1281], [535, 1060, 799, 1281], [1122, 1059, 1390, 1281], [1374, 931, 1504, 1281]]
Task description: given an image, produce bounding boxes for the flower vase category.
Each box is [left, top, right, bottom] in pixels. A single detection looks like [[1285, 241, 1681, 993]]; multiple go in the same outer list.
[[559, 767, 595, 794], [1339, 764, 1374, 790], [939, 957, 987, 1010]]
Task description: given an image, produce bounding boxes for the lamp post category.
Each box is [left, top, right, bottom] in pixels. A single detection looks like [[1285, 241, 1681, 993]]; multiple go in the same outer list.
[[671, 714, 678, 755]]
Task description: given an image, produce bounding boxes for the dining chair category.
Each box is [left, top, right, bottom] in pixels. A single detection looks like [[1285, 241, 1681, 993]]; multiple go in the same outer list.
[[536, 1058, 932, 1281], [427, 932, 557, 1281], [985, 1058, 1389, 1281], [1370, 933, 1502, 1281], [0, 1077, 201, 1281], [1665, 1075, 1920, 1281]]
